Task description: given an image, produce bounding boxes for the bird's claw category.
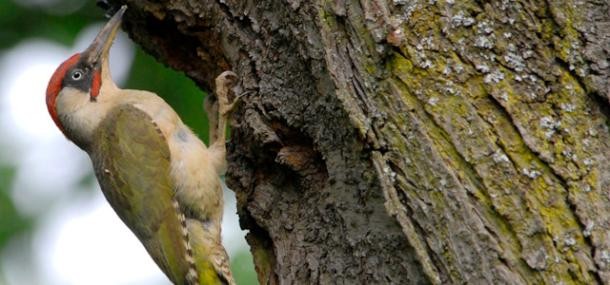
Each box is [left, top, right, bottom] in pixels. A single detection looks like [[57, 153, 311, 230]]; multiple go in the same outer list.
[[216, 71, 238, 88], [220, 91, 250, 116], [215, 71, 244, 117]]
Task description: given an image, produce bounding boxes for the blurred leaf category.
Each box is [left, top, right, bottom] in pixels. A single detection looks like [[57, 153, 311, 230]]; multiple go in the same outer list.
[[0, 166, 30, 250], [76, 171, 98, 193], [0, 1, 102, 50], [231, 250, 258, 285], [124, 49, 210, 143]]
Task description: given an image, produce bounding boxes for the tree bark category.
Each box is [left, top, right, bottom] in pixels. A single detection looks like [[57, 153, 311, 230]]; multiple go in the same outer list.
[[115, 0, 610, 283]]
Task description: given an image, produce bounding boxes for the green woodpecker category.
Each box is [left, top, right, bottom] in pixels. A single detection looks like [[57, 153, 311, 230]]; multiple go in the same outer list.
[[45, 6, 238, 285]]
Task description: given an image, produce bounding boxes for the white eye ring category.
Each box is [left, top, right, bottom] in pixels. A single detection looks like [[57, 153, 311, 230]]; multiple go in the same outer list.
[[72, 70, 83, 80]]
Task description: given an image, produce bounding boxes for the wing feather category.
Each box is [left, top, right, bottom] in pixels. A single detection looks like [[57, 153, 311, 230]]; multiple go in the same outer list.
[[90, 104, 190, 284]]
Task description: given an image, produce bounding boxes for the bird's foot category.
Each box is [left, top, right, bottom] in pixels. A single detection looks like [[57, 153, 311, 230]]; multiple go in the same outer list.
[[214, 71, 243, 117], [208, 71, 244, 148]]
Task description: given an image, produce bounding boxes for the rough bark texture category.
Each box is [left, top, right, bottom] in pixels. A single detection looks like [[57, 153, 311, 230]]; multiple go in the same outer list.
[[113, 0, 610, 283]]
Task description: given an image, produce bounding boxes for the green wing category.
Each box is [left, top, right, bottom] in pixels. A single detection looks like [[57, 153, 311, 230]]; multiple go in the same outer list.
[[90, 104, 190, 284]]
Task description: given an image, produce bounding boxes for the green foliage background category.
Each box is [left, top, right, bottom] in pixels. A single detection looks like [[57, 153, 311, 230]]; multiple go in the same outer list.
[[0, 1, 255, 284]]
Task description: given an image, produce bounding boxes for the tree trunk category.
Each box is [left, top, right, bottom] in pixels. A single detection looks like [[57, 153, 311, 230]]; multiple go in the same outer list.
[[115, 0, 610, 283]]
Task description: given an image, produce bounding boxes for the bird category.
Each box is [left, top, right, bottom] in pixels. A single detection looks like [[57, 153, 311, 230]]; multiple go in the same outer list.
[[45, 5, 239, 285]]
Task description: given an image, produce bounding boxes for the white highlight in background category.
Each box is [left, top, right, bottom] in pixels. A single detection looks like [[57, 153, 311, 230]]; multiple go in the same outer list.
[[35, 191, 168, 285]]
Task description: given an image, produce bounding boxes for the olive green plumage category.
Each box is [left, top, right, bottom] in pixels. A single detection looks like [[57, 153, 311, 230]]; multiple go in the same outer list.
[[89, 104, 226, 285]]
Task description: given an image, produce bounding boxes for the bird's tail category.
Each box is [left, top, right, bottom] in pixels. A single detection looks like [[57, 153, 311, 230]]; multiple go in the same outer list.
[[185, 219, 235, 285]]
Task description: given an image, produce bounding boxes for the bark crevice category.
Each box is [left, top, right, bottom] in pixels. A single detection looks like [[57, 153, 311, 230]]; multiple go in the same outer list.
[[114, 0, 610, 283]]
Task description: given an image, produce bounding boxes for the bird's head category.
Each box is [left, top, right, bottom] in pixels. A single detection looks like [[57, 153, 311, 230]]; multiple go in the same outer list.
[[46, 5, 126, 135]]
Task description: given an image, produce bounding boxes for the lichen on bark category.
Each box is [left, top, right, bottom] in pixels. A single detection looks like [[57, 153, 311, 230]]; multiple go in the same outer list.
[[115, 0, 610, 283]]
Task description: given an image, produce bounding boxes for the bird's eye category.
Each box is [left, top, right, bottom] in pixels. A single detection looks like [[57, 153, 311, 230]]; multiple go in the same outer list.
[[71, 70, 83, 80]]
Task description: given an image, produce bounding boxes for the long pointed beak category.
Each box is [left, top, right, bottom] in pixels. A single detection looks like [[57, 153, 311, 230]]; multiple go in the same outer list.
[[82, 5, 127, 67]]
